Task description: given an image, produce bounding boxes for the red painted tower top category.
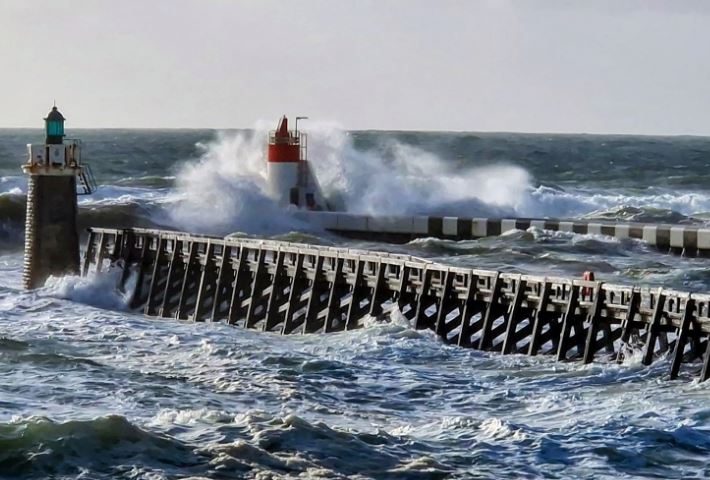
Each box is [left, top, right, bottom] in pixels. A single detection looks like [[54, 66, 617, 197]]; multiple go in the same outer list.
[[275, 116, 289, 138], [268, 115, 301, 163]]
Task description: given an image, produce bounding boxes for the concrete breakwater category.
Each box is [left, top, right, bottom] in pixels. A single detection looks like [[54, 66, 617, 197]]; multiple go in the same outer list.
[[300, 212, 710, 256], [84, 227, 710, 381]]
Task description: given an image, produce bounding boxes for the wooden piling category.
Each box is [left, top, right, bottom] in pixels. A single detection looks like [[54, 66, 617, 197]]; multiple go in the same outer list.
[[82, 227, 710, 383]]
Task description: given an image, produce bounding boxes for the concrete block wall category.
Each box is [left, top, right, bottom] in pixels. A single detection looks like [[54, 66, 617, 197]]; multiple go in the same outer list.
[[297, 211, 710, 255]]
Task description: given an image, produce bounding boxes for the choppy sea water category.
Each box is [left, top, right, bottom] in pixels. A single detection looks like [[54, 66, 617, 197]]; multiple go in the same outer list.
[[1, 127, 710, 478]]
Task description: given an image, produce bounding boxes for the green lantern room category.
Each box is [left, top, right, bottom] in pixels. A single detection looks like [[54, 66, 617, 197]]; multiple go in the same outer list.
[[44, 106, 65, 145]]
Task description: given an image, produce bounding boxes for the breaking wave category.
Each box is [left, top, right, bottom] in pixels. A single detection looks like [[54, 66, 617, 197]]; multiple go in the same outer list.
[[3, 128, 710, 480], [166, 128, 309, 236], [304, 124, 532, 217], [40, 263, 137, 311], [2, 126, 710, 245], [162, 124, 710, 235], [0, 415, 203, 479], [0, 412, 452, 479]]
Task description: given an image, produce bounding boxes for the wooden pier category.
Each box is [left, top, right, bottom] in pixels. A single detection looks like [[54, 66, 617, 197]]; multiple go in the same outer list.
[[83, 227, 710, 381]]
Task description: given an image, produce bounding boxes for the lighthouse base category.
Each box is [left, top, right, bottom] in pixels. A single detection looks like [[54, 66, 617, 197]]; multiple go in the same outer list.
[[23, 175, 80, 289]]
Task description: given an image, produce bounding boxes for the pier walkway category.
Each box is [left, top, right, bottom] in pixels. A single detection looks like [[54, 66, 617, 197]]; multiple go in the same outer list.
[[84, 227, 710, 382]]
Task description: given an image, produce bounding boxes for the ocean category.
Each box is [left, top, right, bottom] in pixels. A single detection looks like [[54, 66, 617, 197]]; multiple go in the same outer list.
[[1, 126, 710, 479]]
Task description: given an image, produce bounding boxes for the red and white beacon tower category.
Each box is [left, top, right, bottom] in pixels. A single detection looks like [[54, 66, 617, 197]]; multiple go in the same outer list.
[[266, 116, 327, 210]]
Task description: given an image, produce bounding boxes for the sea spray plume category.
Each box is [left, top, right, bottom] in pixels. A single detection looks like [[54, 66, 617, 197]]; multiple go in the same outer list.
[[168, 128, 306, 235], [303, 126, 710, 220], [303, 123, 533, 217], [167, 121, 630, 224], [41, 263, 137, 311], [167, 123, 709, 228]]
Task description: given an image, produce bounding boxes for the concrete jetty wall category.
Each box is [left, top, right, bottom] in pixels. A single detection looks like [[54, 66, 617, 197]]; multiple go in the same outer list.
[[298, 212, 710, 255], [83, 227, 710, 382]]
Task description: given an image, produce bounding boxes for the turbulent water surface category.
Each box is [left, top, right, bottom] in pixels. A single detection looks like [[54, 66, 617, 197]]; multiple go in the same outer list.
[[1, 127, 710, 479]]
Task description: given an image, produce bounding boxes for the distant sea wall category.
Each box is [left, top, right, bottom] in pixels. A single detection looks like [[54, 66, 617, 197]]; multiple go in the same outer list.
[[299, 212, 710, 255]]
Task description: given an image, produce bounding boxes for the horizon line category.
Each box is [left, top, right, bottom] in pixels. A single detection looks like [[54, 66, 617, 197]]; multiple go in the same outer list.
[[0, 125, 708, 139]]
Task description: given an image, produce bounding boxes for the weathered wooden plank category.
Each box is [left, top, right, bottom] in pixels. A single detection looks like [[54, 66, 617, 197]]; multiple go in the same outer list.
[[455, 273, 481, 348], [368, 262, 388, 318], [642, 290, 667, 366], [246, 249, 268, 329], [81, 231, 96, 277], [227, 246, 248, 325], [413, 267, 435, 330], [159, 239, 183, 317], [582, 283, 606, 364], [670, 297, 695, 380], [144, 236, 166, 316], [528, 281, 551, 356], [304, 256, 326, 334], [210, 245, 233, 322], [502, 277, 527, 354], [176, 242, 198, 320], [264, 251, 288, 332], [556, 284, 581, 361], [282, 253, 306, 335], [616, 288, 641, 363], [434, 269, 456, 339], [194, 243, 217, 322], [94, 232, 108, 274], [478, 273, 503, 351], [345, 259, 367, 331], [84, 227, 710, 383], [324, 258, 345, 333], [128, 236, 150, 310]]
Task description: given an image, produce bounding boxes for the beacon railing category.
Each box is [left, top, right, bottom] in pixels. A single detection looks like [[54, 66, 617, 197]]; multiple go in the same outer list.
[[83, 227, 710, 382], [26, 139, 83, 169], [298, 132, 309, 187], [268, 130, 302, 145], [23, 138, 97, 195]]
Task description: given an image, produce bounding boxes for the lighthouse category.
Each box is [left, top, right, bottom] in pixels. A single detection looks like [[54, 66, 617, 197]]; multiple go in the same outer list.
[[266, 116, 327, 210], [22, 105, 96, 289]]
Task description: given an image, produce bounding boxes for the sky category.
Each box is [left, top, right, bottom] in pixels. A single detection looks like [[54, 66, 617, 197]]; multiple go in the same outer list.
[[1, 0, 709, 135]]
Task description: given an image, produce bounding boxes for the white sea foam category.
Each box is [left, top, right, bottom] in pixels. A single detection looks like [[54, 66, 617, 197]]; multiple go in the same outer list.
[[303, 125, 532, 216], [0, 176, 26, 195], [150, 408, 234, 427], [161, 123, 710, 236], [302, 124, 710, 220], [163, 122, 533, 234], [4, 130, 710, 480], [166, 128, 308, 235], [479, 417, 528, 441], [40, 263, 136, 311], [79, 185, 169, 205], [523, 185, 710, 219]]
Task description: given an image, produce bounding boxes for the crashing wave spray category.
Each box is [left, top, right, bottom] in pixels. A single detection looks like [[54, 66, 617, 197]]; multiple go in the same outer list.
[[294, 122, 535, 217], [303, 128, 710, 221], [167, 127, 307, 236], [168, 120, 541, 234], [41, 263, 137, 311], [166, 118, 710, 235]]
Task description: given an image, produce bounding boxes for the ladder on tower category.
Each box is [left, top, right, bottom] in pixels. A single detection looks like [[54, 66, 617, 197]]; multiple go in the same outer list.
[[77, 164, 98, 195], [298, 132, 309, 188]]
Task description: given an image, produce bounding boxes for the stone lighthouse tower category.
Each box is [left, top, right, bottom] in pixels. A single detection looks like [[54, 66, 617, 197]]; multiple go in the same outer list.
[[22, 105, 95, 289]]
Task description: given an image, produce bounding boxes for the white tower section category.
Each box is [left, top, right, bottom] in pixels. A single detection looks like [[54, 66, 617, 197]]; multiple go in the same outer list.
[[266, 116, 327, 210]]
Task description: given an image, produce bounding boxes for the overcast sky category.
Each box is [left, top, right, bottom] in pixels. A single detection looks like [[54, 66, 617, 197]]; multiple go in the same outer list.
[[1, 0, 709, 134]]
